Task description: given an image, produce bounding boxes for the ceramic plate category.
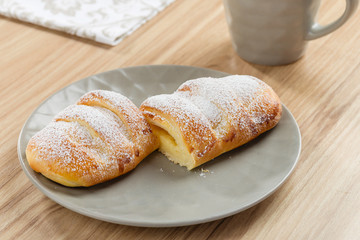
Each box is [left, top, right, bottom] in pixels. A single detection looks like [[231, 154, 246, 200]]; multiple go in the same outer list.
[[18, 65, 301, 227]]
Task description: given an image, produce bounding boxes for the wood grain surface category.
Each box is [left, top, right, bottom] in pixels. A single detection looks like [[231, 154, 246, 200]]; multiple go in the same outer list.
[[1, 0, 359, 239]]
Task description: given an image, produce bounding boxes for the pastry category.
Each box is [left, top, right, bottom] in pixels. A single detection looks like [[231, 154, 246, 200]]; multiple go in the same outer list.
[[140, 75, 282, 170], [26, 90, 159, 187]]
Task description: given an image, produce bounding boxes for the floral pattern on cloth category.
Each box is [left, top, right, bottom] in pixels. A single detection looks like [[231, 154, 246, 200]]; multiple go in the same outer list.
[[0, 0, 175, 45]]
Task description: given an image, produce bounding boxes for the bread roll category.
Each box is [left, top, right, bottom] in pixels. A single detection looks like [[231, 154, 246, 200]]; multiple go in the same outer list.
[[140, 75, 282, 170], [26, 90, 159, 187]]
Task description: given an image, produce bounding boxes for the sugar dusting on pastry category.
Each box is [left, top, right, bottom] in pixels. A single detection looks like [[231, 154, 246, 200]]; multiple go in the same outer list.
[[141, 75, 276, 146], [26, 90, 159, 187], [78, 90, 157, 155], [140, 75, 282, 170], [29, 121, 119, 177], [141, 93, 218, 161]]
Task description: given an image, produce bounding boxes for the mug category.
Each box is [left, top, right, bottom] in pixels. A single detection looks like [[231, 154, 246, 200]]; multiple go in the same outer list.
[[223, 0, 359, 65]]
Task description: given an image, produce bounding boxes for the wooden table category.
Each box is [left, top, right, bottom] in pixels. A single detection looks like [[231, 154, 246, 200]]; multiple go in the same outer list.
[[1, 0, 359, 239]]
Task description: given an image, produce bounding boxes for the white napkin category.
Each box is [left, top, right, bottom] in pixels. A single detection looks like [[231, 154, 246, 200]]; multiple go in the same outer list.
[[0, 0, 175, 46]]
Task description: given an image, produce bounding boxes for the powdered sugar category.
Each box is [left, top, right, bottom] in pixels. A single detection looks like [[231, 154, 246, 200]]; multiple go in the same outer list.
[[175, 76, 265, 139], [141, 75, 281, 165], [142, 75, 271, 141], [30, 121, 118, 177], [27, 90, 158, 186], [175, 90, 222, 129], [142, 94, 216, 144], [78, 90, 156, 152]]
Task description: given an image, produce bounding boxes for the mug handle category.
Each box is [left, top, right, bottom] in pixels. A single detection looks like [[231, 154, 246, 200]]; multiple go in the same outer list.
[[306, 0, 359, 40]]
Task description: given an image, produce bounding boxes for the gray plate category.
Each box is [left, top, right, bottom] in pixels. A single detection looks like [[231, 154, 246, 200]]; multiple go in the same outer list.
[[18, 65, 301, 227]]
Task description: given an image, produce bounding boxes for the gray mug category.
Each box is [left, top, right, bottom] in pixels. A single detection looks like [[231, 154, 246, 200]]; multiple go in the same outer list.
[[223, 0, 359, 65]]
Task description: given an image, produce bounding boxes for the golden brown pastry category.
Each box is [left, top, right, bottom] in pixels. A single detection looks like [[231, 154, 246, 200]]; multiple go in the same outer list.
[[140, 75, 282, 170], [26, 90, 159, 187]]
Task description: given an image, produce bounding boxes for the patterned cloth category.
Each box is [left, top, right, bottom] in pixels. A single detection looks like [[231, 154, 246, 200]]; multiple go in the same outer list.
[[0, 0, 175, 45]]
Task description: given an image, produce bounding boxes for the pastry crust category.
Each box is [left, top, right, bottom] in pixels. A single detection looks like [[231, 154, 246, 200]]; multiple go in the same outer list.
[[26, 90, 159, 187], [140, 75, 282, 170]]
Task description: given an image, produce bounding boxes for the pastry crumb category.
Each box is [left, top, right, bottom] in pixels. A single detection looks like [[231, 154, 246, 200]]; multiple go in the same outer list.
[[199, 168, 214, 178]]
